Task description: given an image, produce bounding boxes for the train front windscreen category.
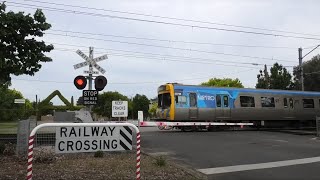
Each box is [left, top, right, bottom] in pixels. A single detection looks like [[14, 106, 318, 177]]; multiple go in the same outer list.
[[158, 93, 171, 109]]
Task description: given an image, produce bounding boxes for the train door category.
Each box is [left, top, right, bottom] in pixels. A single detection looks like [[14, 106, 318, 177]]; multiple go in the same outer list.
[[215, 94, 231, 120], [189, 93, 198, 120], [284, 98, 295, 118]]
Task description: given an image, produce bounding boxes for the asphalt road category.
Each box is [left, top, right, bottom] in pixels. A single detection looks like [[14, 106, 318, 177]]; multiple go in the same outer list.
[[140, 127, 320, 180]]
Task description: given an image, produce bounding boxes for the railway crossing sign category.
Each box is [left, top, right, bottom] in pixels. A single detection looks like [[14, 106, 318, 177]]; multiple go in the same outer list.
[[73, 50, 107, 74], [55, 126, 133, 153]]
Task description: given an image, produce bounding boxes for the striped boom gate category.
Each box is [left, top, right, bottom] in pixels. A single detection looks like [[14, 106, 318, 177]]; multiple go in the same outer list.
[[139, 121, 254, 127], [27, 123, 141, 180]]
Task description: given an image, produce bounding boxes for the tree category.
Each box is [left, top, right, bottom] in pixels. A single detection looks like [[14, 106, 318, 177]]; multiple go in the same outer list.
[[93, 91, 130, 119], [0, 3, 54, 86], [0, 87, 33, 121], [148, 103, 158, 118], [132, 94, 150, 119], [293, 54, 320, 91], [37, 90, 74, 118], [201, 78, 244, 88], [76, 96, 83, 106], [256, 65, 270, 89], [256, 63, 293, 90]]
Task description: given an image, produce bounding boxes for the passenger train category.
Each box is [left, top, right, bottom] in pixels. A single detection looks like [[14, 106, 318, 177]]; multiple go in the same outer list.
[[156, 83, 320, 128]]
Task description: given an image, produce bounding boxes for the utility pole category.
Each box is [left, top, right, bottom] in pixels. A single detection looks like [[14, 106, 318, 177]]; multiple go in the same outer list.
[[298, 47, 304, 91], [298, 45, 320, 91], [36, 95, 38, 120]]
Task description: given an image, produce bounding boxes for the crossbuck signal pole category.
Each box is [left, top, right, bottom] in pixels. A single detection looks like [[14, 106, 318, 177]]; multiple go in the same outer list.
[[88, 47, 94, 112], [73, 46, 108, 113], [88, 47, 94, 90]]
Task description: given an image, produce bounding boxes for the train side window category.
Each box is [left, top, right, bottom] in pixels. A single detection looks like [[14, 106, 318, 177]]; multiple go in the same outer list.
[[261, 97, 275, 107], [223, 96, 229, 107], [289, 98, 294, 109], [189, 93, 197, 107], [284, 98, 288, 108], [240, 96, 255, 107], [303, 99, 314, 108], [216, 95, 221, 107], [176, 96, 187, 104]]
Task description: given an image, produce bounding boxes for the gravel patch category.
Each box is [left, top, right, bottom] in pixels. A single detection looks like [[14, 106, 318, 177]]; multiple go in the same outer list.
[[0, 152, 202, 180]]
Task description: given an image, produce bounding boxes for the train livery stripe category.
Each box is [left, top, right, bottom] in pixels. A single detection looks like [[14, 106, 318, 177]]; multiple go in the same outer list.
[[168, 83, 175, 120], [174, 85, 320, 97]]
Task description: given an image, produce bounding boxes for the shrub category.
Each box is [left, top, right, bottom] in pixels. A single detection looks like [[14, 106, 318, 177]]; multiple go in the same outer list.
[[94, 150, 104, 158], [0, 142, 5, 154], [34, 148, 56, 163], [3, 143, 15, 156], [154, 156, 166, 167]]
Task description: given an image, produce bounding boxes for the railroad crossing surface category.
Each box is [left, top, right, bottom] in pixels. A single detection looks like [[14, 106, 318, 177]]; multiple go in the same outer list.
[[140, 127, 320, 180]]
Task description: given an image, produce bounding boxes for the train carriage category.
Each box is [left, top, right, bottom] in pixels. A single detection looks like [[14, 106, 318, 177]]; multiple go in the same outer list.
[[156, 83, 320, 128]]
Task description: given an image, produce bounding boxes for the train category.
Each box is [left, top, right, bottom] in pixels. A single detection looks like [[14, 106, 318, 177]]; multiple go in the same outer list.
[[155, 83, 320, 129]]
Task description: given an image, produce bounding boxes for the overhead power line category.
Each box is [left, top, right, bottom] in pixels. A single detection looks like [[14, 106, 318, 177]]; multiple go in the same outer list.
[[54, 47, 261, 68], [45, 32, 295, 63], [48, 42, 295, 67], [11, 69, 256, 85], [49, 29, 297, 50], [13, 0, 320, 38], [52, 46, 295, 68], [6, 2, 320, 41]]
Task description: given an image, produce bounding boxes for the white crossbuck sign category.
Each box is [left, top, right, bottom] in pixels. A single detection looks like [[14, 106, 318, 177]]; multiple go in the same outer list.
[[73, 50, 108, 74]]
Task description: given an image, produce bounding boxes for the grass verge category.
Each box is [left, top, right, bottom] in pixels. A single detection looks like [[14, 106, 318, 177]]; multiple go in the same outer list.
[[0, 122, 18, 134], [0, 151, 202, 180]]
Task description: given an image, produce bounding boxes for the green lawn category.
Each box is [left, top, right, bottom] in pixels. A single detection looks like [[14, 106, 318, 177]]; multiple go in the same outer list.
[[0, 122, 18, 134]]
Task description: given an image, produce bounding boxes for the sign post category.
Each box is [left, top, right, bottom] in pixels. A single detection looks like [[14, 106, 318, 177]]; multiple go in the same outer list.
[[138, 111, 143, 128], [14, 99, 26, 116]]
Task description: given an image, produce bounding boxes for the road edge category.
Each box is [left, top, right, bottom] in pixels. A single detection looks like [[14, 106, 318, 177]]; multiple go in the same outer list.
[[141, 151, 208, 180]]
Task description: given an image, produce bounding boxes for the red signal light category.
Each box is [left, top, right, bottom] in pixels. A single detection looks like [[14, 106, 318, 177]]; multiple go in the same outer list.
[[76, 79, 84, 86], [74, 76, 87, 90]]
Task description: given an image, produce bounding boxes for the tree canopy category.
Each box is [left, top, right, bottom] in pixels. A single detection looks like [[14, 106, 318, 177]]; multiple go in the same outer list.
[[293, 55, 320, 91], [0, 3, 53, 86], [132, 94, 150, 119], [0, 87, 33, 121], [148, 103, 158, 118], [256, 63, 293, 90], [93, 91, 130, 118], [201, 78, 244, 88]]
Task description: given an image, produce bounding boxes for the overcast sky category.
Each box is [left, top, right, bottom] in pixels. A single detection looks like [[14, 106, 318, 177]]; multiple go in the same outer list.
[[6, 0, 320, 105]]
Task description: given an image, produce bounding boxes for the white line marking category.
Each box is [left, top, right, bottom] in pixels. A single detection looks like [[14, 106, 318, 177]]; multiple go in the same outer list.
[[274, 139, 288, 143], [198, 156, 320, 175]]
